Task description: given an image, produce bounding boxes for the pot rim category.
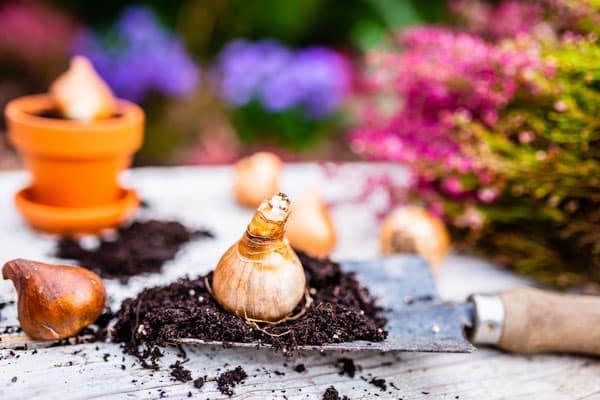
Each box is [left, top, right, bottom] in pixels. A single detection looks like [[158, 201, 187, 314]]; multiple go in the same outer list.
[[5, 94, 144, 158], [5, 94, 143, 132]]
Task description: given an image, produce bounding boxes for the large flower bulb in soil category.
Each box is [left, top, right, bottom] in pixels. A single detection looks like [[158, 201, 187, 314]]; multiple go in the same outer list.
[[212, 193, 306, 322]]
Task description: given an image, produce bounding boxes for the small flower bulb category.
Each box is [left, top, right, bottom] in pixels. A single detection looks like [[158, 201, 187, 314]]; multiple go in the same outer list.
[[380, 206, 450, 270], [50, 56, 117, 120], [286, 188, 336, 257], [232, 152, 282, 208]]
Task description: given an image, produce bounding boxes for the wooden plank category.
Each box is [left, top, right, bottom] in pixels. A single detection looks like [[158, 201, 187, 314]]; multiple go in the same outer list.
[[1, 165, 599, 400]]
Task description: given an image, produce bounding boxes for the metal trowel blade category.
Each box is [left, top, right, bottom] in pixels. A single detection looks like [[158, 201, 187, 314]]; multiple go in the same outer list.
[[180, 256, 475, 353]]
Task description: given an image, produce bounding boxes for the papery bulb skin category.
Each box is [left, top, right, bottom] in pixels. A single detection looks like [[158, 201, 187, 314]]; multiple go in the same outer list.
[[233, 152, 282, 208], [380, 206, 450, 270], [286, 188, 336, 257], [49, 56, 117, 121], [2, 258, 106, 340], [212, 193, 306, 322]]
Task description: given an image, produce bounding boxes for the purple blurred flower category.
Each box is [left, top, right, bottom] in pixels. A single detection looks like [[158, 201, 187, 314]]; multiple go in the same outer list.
[[73, 6, 199, 102], [217, 39, 351, 119], [218, 40, 292, 106]]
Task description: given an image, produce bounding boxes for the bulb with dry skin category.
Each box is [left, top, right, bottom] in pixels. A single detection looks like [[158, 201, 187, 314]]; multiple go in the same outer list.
[[50, 55, 116, 120], [286, 188, 336, 257], [380, 206, 451, 269], [2, 259, 107, 340], [233, 152, 282, 208], [212, 193, 306, 322]]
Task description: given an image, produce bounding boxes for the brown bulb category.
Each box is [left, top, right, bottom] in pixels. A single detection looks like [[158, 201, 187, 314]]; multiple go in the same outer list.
[[233, 152, 282, 208], [2, 259, 107, 340], [286, 189, 336, 257], [380, 206, 450, 269]]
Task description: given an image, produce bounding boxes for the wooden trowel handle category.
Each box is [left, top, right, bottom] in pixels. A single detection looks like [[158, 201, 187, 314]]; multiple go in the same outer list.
[[469, 287, 600, 355], [498, 287, 600, 355]]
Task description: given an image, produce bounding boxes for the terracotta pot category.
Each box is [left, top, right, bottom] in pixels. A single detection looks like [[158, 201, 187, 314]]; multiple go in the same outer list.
[[5, 94, 144, 233]]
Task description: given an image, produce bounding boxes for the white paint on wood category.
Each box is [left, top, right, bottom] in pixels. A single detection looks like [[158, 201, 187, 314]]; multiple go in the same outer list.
[[1, 165, 599, 400]]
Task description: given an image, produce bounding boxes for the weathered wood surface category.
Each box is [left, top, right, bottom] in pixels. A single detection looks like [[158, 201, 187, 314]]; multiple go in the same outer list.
[[0, 165, 599, 400]]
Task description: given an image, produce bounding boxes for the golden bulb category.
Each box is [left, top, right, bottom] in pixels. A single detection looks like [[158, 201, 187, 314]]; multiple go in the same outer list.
[[212, 193, 306, 322]]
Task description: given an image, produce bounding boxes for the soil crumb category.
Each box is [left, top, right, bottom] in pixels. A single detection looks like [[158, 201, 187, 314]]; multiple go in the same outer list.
[[0, 300, 14, 310], [169, 360, 192, 382], [111, 251, 387, 366], [294, 364, 307, 373], [216, 366, 247, 397], [336, 358, 358, 378], [369, 377, 387, 391], [193, 376, 206, 389], [323, 386, 350, 400], [56, 220, 213, 282]]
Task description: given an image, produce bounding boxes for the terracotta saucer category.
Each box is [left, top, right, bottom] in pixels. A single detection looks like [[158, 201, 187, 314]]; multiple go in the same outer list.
[[15, 186, 139, 234]]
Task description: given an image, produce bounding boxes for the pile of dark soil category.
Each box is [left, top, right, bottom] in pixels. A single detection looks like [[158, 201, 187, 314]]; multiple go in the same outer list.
[[56, 220, 213, 282], [111, 251, 387, 366]]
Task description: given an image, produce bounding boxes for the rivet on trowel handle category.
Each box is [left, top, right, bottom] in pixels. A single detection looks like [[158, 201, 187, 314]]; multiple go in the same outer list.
[[467, 293, 505, 345]]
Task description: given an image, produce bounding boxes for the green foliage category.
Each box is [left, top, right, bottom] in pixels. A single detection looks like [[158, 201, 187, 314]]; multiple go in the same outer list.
[[454, 37, 600, 287], [231, 101, 340, 151]]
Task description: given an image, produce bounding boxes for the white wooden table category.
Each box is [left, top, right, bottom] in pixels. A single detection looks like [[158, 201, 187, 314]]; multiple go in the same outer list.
[[0, 164, 598, 400]]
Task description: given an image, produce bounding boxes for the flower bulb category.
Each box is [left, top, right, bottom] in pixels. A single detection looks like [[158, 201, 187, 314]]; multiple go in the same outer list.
[[212, 193, 306, 322]]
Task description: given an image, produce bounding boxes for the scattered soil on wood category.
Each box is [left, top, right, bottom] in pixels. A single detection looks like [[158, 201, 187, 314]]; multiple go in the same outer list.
[[169, 360, 192, 382], [322, 386, 350, 400], [0, 300, 14, 321], [294, 364, 307, 373], [193, 376, 206, 389], [111, 250, 387, 366], [369, 377, 387, 391], [336, 358, 358, 378], [56, 220, 213, 282], [0, 300, 14, 310], [216, 366, 247, 397]]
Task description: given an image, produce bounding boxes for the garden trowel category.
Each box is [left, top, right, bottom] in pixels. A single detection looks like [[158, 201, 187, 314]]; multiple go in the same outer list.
[[180, 255, 600, 355], [2, 256, 598, 355]]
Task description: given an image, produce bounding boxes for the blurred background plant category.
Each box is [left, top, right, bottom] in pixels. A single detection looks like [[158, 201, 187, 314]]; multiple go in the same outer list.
[[215, 39, 351, 150], [0, 0, 447, 165], [350, 0, 600, 288], [1, 0, 598, 287]]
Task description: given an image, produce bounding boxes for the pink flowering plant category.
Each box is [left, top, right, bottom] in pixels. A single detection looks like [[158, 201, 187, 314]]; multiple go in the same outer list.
[[350, 0, 600, 287]]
